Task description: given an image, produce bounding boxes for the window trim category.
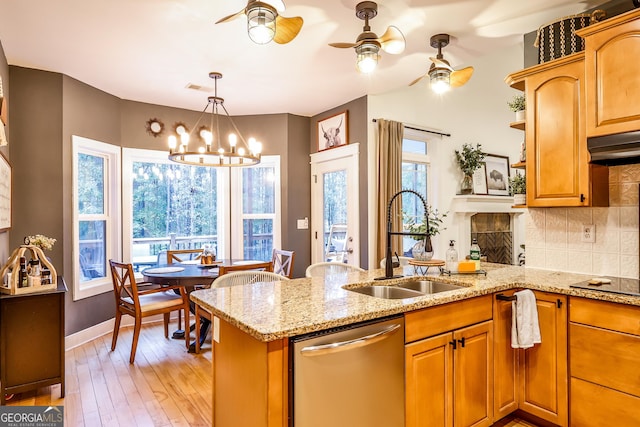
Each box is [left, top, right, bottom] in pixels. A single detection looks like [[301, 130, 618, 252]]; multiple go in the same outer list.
[[72, 136, 122, 301]]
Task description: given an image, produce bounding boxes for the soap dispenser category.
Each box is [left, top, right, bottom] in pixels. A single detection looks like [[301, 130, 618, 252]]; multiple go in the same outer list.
[[445, 240, 458, 273]]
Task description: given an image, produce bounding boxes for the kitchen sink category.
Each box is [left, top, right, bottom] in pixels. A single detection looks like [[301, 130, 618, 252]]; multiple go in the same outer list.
[[397, 280, 465, 294], [346, 280, 466, 299]]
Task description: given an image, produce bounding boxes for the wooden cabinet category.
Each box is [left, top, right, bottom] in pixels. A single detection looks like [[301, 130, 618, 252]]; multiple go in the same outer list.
[[0, 277, 66, 404], [577, 9, 640, 138], [569, 297, 640, 426], [506, 54, 608, 207], [405, 296, 493, 427], [492, 291, 568, 426], [518, 292, 567, 426]]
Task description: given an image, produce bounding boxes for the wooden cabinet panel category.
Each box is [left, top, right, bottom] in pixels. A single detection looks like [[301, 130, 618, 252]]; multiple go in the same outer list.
[[571, 377, 640, 427], [453, 321, 493, 427], [570, 296, 640, 336], [570, 323, 640, 397], [492, 291, 518, 420], [578, 9, 640, 137], [519, 292, 568, 426], [405, 333, 453, 427], [405, 295, 492, 343]]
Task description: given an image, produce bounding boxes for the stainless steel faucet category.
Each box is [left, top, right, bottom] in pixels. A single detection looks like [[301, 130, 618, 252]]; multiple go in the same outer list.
[[377, 189, 432, 280]]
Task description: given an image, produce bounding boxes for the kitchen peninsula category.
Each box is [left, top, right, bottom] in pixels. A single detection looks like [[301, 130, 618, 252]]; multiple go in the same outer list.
[[190, 265, 640, 427]]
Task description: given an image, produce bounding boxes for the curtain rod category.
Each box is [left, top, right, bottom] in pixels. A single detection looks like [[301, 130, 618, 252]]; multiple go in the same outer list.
[[371, 119, 451, 138]]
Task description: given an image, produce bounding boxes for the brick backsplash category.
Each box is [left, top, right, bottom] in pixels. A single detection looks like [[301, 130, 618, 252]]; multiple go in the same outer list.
[[525, 164, 640, 278]]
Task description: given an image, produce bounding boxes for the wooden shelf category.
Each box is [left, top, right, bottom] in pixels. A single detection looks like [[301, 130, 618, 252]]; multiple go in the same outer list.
[[511, 162, 526, 169], [509, 120, 525, 131]]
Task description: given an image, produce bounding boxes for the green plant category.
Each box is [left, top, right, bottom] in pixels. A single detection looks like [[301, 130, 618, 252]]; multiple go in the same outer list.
[[405, 207, 448, 239], [507, 94, 526, 112], [509, 172, 526, 195], [454, 143, 485, 176]]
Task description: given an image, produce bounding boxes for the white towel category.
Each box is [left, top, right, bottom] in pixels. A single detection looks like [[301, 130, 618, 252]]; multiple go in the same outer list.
[[511, 289, 541, 349]]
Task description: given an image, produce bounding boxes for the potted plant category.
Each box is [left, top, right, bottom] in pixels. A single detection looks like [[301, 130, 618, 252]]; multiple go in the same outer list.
[[405, 207, 448, 260], [508, 94, 526, 122], [454, 143, 485, 195], [509, 172, 526, 205]]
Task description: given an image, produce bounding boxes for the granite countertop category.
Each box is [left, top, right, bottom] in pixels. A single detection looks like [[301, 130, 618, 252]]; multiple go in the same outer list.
[[189, 263, 640, 342]]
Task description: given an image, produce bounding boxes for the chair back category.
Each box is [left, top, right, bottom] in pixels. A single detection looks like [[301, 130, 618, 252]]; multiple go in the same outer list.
[[305, 262, 365, 278], [272, 249, 295, 278], [109, 260, 141, 308], [379, 256, 412, 268], [167, 249, 203, 264], [218, 261, 273, 275], [214, 271, 289, 288]]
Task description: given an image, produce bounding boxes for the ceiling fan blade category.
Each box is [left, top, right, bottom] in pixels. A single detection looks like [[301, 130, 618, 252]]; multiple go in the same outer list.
[[215, 8, 246, 24], [429, 57, 453, 71], [273, 15, 304, 44], [329, 41, 361, 49], [450, 66, 474, 87], [379, 25, 405, 54], [408, 74, 427, 87], [264, 0, 286, 13]]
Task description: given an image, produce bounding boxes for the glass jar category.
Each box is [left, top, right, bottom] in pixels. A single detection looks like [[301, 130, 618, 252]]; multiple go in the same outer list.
[[460, 174, 473, 195]]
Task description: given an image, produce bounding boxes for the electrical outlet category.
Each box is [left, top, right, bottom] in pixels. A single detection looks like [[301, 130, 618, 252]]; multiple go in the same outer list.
[[581, 224, 595, 243]]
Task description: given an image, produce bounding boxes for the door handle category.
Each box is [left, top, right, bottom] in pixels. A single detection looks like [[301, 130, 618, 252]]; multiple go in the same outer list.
[[300, 324, 401, 356], [346, 248, 354, 254]]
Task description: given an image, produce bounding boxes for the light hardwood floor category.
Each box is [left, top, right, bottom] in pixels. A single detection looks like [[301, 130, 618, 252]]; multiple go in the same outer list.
[[5, 322, 540, 427]]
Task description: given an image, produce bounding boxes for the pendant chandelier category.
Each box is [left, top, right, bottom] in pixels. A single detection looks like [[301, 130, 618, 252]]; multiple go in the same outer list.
[[168, 72, 262, 167]]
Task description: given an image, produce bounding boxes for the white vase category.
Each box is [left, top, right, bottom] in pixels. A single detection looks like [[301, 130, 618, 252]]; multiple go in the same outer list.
[[514, 193, 526, 205], [515, 109, 526, 122]]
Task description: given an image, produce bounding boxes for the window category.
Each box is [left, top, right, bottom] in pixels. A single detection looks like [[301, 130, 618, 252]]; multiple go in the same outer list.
[[122, 149, 281, 267], [401, 128, 433, 255], [72, 136, 121, 300]]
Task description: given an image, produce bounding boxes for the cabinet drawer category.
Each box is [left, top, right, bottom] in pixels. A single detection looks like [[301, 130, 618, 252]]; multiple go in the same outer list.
[[570, 377, 640, 427], [405, 295, 492, 343], [569, 297, 640, 336], [570, 323, 640, 397]]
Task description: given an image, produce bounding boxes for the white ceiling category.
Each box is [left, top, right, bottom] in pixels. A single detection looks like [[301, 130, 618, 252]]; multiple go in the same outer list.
[[0, 0, 601, 117]]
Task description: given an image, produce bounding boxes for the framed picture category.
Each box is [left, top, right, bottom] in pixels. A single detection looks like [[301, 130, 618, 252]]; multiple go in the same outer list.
[[317, 111, 348, 151], [0, 152, 11, 231], [472, 163, 488, 195], [484, 153, 510, 196]]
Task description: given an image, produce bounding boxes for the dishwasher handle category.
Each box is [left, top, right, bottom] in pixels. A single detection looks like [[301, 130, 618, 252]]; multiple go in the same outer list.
[[300, 323, 402, 356]]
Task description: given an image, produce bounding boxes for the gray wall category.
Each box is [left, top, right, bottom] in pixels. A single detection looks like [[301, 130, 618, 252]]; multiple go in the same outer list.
[[311, 96, 369, 268], [0, 42, 9, 264], [8, 66, 315, 335]]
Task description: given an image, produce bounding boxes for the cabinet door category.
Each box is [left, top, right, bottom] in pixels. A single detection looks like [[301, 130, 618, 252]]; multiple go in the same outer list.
[[492, 291, 518, 420], [453, 321, 493, 427], [405, 332, 454, 427], [581, 10, 640, 137], [525, 56, 606, 207], [519, 292, 568, 426]]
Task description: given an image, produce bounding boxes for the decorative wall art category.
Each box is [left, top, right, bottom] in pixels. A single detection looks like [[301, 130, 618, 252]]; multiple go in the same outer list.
[[145, 118, 164, 137], [318, 111, 348, 151], [484, 154, 510, 196], [0, 152, 11, 230], [472, 163, 488, 195]]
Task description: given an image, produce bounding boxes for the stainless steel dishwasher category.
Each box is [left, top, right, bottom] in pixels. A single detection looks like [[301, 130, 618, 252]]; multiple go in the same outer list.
[[291, 315, 405, 427]]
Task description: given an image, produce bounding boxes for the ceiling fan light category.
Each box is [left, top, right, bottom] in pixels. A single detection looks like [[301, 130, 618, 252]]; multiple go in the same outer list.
[[247, 6, 276, 44], [429, 68, 451, 94], [356, 42, 380, 74]]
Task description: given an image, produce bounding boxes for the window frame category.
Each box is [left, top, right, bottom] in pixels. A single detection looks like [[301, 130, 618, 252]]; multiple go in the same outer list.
[[72, 136, 122, 300]]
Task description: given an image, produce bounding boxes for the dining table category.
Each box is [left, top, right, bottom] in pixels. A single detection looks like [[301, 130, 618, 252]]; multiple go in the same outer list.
[[141, 259, 273, 349]]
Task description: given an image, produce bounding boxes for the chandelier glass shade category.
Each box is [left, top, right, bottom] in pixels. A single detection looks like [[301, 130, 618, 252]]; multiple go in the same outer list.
[[247, 3, 277, 44], [168, 72, 262, 167], [355, 41, 380, 74], [429, 67, 451, 94]]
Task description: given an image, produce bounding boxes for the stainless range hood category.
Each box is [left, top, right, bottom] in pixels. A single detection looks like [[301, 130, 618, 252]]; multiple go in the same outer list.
[[588, 131, 640, 165]]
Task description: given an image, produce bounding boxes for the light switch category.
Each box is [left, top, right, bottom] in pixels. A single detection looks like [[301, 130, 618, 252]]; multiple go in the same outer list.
[[297, 217, 309, 229]]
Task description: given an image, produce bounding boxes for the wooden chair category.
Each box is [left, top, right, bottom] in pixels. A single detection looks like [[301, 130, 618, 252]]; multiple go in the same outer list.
[[218, 260, 273, 275], [109, 260, 190, 363], [305, 261, 365, 278], [166, 249, 203, 264], [193, 266, 278, 354], [271, 248, 295, 278]]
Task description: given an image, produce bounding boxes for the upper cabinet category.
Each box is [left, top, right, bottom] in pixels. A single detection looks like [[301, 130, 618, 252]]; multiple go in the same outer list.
[[506, 54, 609, 207], [577, 9, 640, 138]]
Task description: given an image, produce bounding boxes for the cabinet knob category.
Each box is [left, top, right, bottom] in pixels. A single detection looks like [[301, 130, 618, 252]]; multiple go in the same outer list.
[[457, 337, 466, 348], [580, 194, 585, 203], [449, 340, 457, 350]]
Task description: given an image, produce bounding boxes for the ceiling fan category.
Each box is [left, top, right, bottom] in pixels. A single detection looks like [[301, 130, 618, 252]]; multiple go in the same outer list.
[[215, 0, 303, 45], [329, 1, 405, 74], [409, 34, 474, 93]]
